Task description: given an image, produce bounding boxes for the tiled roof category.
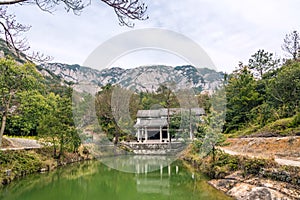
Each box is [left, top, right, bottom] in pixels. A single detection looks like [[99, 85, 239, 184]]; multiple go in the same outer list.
[[137, 108, 205, 118], [134, 118, 168, 128], [136, 110, 161, 118]]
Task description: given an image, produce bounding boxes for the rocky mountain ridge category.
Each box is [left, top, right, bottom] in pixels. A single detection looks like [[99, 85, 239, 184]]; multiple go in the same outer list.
[[39, 63, 224, 94]]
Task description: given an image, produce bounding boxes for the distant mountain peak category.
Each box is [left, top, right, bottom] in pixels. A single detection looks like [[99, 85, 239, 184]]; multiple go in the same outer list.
[[39, 63, 224, 94]]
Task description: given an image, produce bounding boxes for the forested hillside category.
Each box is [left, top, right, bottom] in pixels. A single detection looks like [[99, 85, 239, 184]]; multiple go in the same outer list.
[[224, 43, 300, 137]]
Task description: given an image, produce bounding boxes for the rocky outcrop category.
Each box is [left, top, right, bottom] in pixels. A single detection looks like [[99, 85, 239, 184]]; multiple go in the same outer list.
[[208, 171, 300, 200], [39, 63, 224, 93]]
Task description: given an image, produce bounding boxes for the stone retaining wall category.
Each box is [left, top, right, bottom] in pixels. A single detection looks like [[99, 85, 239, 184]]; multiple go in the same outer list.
[[124, 142, 187, 155]]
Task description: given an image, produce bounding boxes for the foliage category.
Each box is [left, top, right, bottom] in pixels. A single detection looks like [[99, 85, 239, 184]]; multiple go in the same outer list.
[[0, 150, 42, 179], [248, 49, 280, 78], [6, 90, 49, 136], [193, 89, 226, 160], [224, 66, 261, 133], [0, 57, 41, 146], [266, 62, 300, 118], [37, 95, 80, 158], [95, 85, 128, 144], [282, 30, 300, 60]]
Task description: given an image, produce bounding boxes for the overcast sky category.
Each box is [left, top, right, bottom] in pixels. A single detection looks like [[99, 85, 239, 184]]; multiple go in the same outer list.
[[8, 0, 300, 72]]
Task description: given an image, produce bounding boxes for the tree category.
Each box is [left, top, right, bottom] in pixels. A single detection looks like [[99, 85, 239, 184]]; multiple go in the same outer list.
[[38, 94, 80, 157], [0, 0, 148, 60], [95, 84, 127, 144], [198, 89, 226, 161], [282, 30, 300, 60], [0, 57, 41, 147], [224, 65, 261, 133], [267, 62, 300, 117], [248, 49, 279, 78], [156, 83, 179, 142], [6, 90, 49, 136]]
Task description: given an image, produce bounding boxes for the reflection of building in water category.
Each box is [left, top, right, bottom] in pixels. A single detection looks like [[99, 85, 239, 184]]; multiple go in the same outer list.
[[100, 155, 175, 173], [134, 108, 205, 143], [135, 164, 180, 195]]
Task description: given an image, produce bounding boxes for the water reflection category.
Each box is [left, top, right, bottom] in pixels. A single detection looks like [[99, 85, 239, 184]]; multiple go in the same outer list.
[[100, 155, 175, 173], [135, 164, 180, 195], [0, 159, 232, 200]]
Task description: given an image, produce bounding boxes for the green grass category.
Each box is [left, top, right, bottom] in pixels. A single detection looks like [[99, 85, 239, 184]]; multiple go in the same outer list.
[[4, 135, 37, 140], [228, 116, 300, 138]]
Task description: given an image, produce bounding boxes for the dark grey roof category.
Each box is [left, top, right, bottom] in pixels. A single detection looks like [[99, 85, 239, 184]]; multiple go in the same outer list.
[[137, 108, 205, 118], [134, 118, 168, 128], [136, 110, 161, 118]]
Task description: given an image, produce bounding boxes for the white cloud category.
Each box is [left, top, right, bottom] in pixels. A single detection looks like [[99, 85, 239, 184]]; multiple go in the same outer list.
[[6, 0, 300, 72]]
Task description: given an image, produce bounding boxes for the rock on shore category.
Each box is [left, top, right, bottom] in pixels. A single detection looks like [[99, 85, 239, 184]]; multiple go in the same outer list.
[[208, 171, 300, 200]]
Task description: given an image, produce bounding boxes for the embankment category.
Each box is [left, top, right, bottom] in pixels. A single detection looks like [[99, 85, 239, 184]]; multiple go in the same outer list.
[[181, 144, 300, 200]]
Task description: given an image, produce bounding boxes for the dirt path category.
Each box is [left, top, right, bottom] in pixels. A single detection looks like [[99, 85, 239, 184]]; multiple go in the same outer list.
[[0, 137, 41, 151], [219, 136, 300, 167]]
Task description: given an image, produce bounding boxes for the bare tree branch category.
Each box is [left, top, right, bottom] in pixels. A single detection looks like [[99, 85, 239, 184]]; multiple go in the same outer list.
[[281, 30, 300, 60], [102, 0, 148, 27], [0, 0, 27, 5], [0, 7, 30, 55], [0, 0, 148, 63]]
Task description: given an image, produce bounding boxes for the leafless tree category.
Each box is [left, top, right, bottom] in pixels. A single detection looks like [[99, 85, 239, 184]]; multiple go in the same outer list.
[[282, 30, 300, 60], [0, 0, 148, 62]]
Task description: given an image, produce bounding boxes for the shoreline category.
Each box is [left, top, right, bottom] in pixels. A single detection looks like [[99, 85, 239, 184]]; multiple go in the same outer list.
[[181, 147, 300, 200], [0, 147, 93, 186], [1, 145, 300, 200]]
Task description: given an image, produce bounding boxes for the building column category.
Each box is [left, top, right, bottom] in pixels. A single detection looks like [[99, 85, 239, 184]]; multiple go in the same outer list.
[[145, 127, 148, 142], [137, 129, 140, 142], [167, 127, 170, 142], [160, 126, 162, 143]]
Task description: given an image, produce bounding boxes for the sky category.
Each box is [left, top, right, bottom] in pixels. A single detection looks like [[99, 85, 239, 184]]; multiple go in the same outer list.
[[7, 0, 300, 73]]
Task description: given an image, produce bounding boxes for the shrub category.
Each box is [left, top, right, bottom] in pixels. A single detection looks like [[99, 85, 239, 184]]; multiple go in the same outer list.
[[289, 113, 300, 128]]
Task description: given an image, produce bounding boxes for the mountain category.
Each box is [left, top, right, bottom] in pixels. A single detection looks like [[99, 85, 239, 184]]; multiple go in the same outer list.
[[0, 38, 27, 63], [0, 39, 224, 94], [39, 63, 224, 94]]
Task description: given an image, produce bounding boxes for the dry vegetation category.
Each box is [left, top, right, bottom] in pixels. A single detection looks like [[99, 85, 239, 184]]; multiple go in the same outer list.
[[222, 136, 300, 161]]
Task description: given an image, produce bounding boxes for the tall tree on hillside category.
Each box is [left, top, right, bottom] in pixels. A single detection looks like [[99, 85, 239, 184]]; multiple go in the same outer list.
[[248, 49, 280, 78], [199, 88, 226, 161], [38, 94, 80, 157], [157, 83, 179, 142], [0, 57, 41, 147], [267, 62, 300, 117], [6, 90, 49, 136], [95, 84, 129, 144], [224, 65, 261, 133], [282, 30, 300, 60], [0, 0, 148, 60]]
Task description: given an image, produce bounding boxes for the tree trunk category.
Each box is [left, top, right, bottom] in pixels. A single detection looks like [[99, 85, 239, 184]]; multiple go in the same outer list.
[[0, 112, 7, 147], [0, 94, 13, 148], [212, 145, 216, 163]]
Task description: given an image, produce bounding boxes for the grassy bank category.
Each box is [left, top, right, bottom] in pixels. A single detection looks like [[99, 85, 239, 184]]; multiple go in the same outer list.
[[228, 115, 300, 138], [0, 147, 92, 186], [181, 144, 300, 186]]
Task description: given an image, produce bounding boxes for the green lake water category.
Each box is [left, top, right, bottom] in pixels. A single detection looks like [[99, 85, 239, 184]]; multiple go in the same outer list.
[[0, 158, 232, 200]]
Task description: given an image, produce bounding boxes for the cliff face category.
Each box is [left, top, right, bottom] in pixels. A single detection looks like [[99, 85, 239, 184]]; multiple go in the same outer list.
[[39, 63, 224, 94]]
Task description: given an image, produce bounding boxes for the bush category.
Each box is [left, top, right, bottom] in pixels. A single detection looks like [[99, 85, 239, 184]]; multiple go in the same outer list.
[[242, 158, 267, 175], [289, 113, 300, 128]]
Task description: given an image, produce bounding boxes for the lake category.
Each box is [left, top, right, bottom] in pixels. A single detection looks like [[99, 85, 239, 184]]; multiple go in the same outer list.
[[0, 157, 232, 200]]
